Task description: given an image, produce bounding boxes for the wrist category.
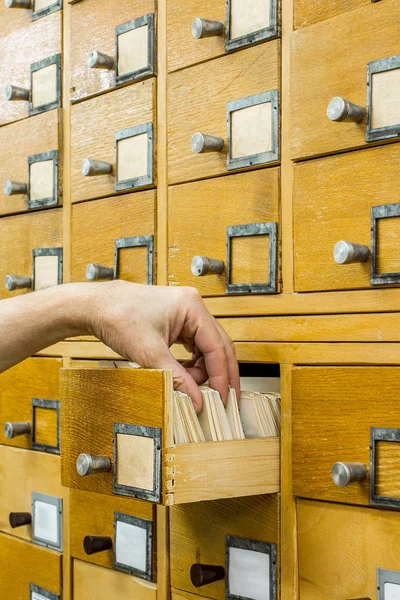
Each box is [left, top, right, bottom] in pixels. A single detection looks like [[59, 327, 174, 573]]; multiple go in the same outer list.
[[46, 282, 99, 338]]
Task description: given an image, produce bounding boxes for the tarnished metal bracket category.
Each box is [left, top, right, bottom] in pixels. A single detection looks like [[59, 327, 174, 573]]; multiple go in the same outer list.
[[225, 0, 278, 52], [28, 150, 59, 209], [226, 535, 277, 600], [377, 568, 400, 599], [114, 122, 154, 192], [32, 247, 63, 290], [113, 423, 162, 503], [32, 0, 62, 22], [29, 53, 62, 116], [226, 222, 278, 295], [366, 54, 400, 142], [370, 427, 400, 509], [113, 511, 153, 580], [114, 235, 154, 285], [31, 398, 60, 455], [226, 90, 279, 171], [115, 13, 155, 86], [370, 203, 400, 286], [31, 492, 63, 552], [30, 583, 60, 600]]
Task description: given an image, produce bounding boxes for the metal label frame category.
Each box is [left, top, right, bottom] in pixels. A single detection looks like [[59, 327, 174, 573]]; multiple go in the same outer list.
[[370, 427, 400, 509], [32, 247, 63, 291], [226, 222, 278, 294], [114, 235, 154, 285], [115, 13, 155, 86], [225, 535, 277, 600], [366, 54, 400, 142], [113, 423, 162, 503], [377, 568, 400, 599], [32, 0, 62, 21], [31, 398, 60, 455], [370, 203, 400, 286], [113, 511, 153, 580], [225, 0, 278, 52], [114, 123, 154, 192], [31, 492, 63, 552], [226, 90, 279, 171], [27, 150, 59, 209], [29, 54, 62, 117], [30, 583, 60, 600]]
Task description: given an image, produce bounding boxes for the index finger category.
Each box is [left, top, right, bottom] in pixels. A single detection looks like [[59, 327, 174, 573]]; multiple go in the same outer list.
[[193, 314, 229, 404]]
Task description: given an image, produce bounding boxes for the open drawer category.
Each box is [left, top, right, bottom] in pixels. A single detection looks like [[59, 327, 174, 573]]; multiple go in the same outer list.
[[60, 368, 280, 505]]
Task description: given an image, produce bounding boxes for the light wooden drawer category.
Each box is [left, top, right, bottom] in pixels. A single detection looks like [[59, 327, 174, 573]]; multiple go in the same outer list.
[[168, 169, 280, 296], [0, 357, 61, 453], [70, 0, 155, 102], [1, 0, 61, 24], [0, 533, 61, 600], [60, 368, 279, 505], [0, 110, 62, 216], [293, 145, 400, 292], [71, 81, 156, 204], [298, 499, 400, 600], [71, 192, 156, 285], [168, 42, 280, 185], [292, 366, 400, 509], [0, 208, 63, 300], [73, 559, 157, 600], [167, 0, 279, 73], [291, 0, 400, 160], [0, 10, 61, 126], [70, 488, 156, 581], [294, 0, 380, 29], [170, 495, 279, 600]]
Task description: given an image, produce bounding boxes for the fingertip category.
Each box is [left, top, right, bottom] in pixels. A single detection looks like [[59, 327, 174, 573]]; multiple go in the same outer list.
[[175, 374, 203, 414]]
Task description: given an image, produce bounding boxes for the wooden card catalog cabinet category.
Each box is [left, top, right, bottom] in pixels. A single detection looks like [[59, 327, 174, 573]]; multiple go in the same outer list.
[[60, 368, 279, 505]]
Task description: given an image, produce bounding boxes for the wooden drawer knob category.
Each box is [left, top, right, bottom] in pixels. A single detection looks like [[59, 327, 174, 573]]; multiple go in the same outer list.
[[333, 241, 370, 265], [82, 158, 113, 177], [85, 263, 114, 282], [5, 0, 31, 7], [192, 18, 224, 39], [9, 512, 32, 528], [332, 462, 367, 488], [3, 180, 27, 196], [327, 97, 365, 123], [5, 275, 31, 291], [4, 421, 31, 438], [190, 564, 226, 587], [191, 132, 224, 154], [76, 453, 111, 476], [83, 535, 113, 555], [4, 84, 30, 102], [87, 50, 114, 70], [191, 256, 224, 277]]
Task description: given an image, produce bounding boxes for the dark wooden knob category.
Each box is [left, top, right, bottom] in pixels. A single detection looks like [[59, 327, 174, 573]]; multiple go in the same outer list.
[[9, 512, 31, 528], [83, 535, 113, 555], [190, 563, 225, 587]]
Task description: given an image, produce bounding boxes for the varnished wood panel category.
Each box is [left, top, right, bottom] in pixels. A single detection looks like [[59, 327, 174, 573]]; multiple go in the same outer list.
[[0, 533, 61, 600], [292, 366, 400, 505], [291, 0, 400, 160], [298, 499, 400, 599], [0, 208, 63, 300], [71, 192, 155, 283], [294, 0, 376, 29], [293, 144, 400, 292], [33, 406, 58, 448], [170, 495, 279, 600], [168, 169, 280, 296], [70, 80, 155, 203], [168, 42, 280, 184], [172, 591, 213, 600]]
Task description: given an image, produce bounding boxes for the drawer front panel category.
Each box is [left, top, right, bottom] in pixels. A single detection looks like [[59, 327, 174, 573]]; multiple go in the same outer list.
[[294, 0, 379, 29]]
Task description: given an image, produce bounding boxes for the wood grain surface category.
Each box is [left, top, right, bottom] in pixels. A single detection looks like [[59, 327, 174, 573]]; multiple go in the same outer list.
[[33, 406, 58, 448], [294, 0, 374, 29]]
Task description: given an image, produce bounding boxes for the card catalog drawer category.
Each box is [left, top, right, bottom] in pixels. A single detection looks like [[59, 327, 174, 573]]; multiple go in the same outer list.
[[294, 0, 379, 29], [1, 0, 61, 24], [168, 169, 280, 296], [291, 0, 400, 160], [293, 145, 400, 292], [298, 499, 400, 600], [70, 0, 155, 102], [168, 42, 280, 185], [0, 209, 63, 300], [0, 357, 61, 452], [71, 81, 156, 203], [170, 495, 279, 600], [292, 366, 400, 508]]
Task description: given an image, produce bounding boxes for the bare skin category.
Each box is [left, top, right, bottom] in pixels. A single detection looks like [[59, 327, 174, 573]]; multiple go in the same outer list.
[[0, 281, 240, 412]]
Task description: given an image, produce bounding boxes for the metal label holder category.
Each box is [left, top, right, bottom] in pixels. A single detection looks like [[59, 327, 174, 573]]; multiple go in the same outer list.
[[377, 568, 400, 599], [114, 235, 154, 285], [31, 492, 63, 552], [370, 203, 400, 286], [369, 427, 400, 509], [225, 535, 277, 600], [32, 0, 62, 22], [113, 511, 153, 580], [30, 583, 60, 600], [29, 54, 62, 117], [115, 13, 155, 86], [113, 423, 162, 503], [225, 0, 278, 52], [114, 122, 154, 192], [32, 247, 63, 291], [31, 398, 60, 455], [226, 90, 279, 171], [226, 222, 278, 294], [27, 150, 59, 209], [366, 54, 400, 142]]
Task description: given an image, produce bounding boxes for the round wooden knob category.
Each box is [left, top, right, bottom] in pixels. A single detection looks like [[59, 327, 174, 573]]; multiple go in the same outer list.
[[190, 564, 225, 587], [84, 536, 113, 555], [9, 512, 32, 528]]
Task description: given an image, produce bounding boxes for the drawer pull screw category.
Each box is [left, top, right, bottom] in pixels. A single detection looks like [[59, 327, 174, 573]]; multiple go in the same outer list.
[[83, 535, 113, 555], [327, 97, 365, 123], [87, 50, 114, 70], [4, 421, 31, 438], [81, 158, 113, 177], [9, 512, 32, 528], [333, 241, 370, 265], [332, 462, 367, 487], [4, 84, 30, 102], [3, 180, 27, 196], [190, 563, 226, 587], [5, 275, 32, 291], [76, 453, 111, 476], [85, 264, 114, 282], [192, 18, 224, 39], [191, 256, 225, 277], [191, 132, 224, 154]]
